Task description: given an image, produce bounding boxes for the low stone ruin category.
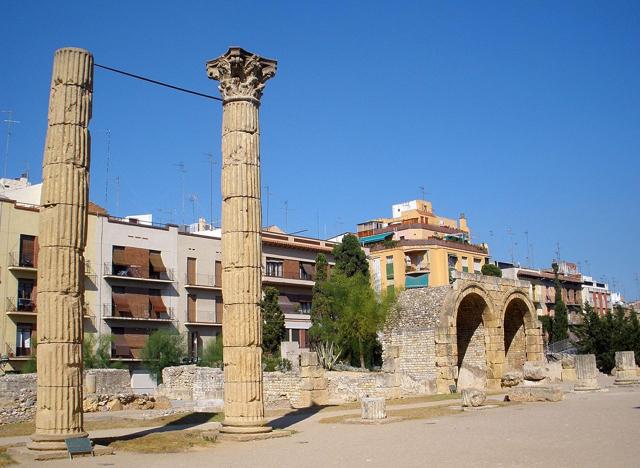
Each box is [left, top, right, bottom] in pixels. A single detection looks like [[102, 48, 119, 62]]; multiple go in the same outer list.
[[574, 354, 601, 391], [0, 373, 37, 424], [361, 397, 386, 420], [461, 388, 486, 407], [613, 351, 639, 386], [82, 393, 171, 412]]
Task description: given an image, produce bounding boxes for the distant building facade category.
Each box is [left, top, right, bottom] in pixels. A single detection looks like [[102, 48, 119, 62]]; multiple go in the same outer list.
[[356, 199, 489, 291]]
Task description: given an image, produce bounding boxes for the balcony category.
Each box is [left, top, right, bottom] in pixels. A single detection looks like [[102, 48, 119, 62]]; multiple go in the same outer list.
[[184, 273, 221, 290], [4, 344, 33, 358], [406, 262, 430, 274], [102, 303, 175, 322], [6, 297, 36, 316], [185, 309, 221, 327], [103, 262, 175, 283], [7, 252, 37, 273], [263, 271, 315, 286]]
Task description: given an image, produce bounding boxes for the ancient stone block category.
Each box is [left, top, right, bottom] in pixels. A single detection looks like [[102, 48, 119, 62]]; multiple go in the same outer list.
[[361, 397, 386, 420], [501, 371, 523, 388], [461, 388, 486, 407], [575, 354, 600, 391], [614, 351, 639, 385], [507, 385, 563, 402], [523, 361, 547, 381]]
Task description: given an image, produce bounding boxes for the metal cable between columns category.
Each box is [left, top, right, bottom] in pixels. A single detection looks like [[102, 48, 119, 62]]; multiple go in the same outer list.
[[95, 64, 223, 101]]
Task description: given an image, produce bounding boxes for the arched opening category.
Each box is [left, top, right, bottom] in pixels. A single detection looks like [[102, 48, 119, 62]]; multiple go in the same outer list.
[[503, 298, 528, 371], [455, 293, 489, 389]]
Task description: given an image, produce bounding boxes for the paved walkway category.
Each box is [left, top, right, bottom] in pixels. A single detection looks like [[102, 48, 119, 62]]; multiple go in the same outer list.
[[16, 384, 639, 468]]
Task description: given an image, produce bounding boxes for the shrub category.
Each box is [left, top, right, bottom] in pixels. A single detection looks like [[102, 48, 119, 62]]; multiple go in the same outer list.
[[262, 355, 292, 372], [481, 264, 502, 277], [200, 337, 223, 368], [141, 329, 186, 383]]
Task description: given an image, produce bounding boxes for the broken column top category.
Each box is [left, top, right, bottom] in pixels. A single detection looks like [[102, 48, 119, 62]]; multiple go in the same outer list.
[[206, 47, 277, 102]]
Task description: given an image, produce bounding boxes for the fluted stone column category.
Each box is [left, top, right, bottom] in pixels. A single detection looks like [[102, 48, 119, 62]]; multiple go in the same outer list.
[[206, 47, 276, 434], [614, 351, 639, 385], [29, 48, 93, 451], [574, 354, 600, 391]]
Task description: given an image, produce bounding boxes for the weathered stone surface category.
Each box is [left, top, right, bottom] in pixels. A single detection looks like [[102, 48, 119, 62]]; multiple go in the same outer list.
[[562, 368, 577, 382], [461, 388, 486, 407], [501, 371, 523, 388], [361, 397, 386, 420], [614, 351, 639, 385], [457, 364, 487, 390], [575, 354, 600, 391], [507, 385, 563, 402], [523, 361, 548, 381], [30, 48, 93, 451], [207, 47, 276, 434]]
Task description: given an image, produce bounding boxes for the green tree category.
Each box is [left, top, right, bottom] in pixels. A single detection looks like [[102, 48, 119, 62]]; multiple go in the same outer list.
[[551, 262, 569, 342], [332, 234, 369, 278], [22, 338, 37, 373], [573, 303, 640, 373], [141, 329, 186, 383], [310, 253, 334, 345], [199, 336, 223, 368], [261, 287, 286, 355], [83, 334, 119, 369], [481, 264, 502, 277]]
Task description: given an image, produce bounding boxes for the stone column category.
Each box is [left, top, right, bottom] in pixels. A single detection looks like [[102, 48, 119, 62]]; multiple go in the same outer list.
[[574, 354, 600, 391], [614, 351, 639, 385], [206, 47, 276, 434], [29, 48, 93, 451]]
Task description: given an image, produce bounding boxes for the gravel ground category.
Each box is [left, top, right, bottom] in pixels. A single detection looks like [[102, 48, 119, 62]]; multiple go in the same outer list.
[[35, 384, 640, 468]]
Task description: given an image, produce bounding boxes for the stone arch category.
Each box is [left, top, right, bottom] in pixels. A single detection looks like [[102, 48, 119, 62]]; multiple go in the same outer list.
[[502, 290, 544, 367], [450, 285, 502, 390]]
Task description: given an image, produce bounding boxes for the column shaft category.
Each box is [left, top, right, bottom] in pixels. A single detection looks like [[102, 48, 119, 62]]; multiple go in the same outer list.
[[29, 47, 92, 451]]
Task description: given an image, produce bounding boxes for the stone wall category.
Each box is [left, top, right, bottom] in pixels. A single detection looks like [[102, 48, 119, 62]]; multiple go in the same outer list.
[[158, 365, 224, 401], [380, 286, 449, 395], [263, 372, 304, 408], [85, 369, 131, 394], [325, 371, 398, 403], [0, 373, 37, 424]]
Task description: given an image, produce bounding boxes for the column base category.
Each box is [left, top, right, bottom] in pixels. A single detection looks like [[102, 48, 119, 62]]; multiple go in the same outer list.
[[28, 431, 90, 451], [220, 424, 272, 435], [613, 379, 640, 386]]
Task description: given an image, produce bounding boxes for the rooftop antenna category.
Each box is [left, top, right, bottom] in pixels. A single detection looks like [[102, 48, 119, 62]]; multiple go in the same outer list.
[[419, 185, 425, 200], [203, 152, 217, 226], [283, 200, 289, 232], [584, 259, 591, 276], [555, 241, 561, 264], [114, 176, 120, 213], [524, 230, 530, 267], [507, 227, 514, 265], [188, 194, 198, 223], [1, 110, 20, 178], [104, 130, 111, 209], [634, 272, 639, 299], [173, 161, 186, 225], [263, 185, 272, 227]]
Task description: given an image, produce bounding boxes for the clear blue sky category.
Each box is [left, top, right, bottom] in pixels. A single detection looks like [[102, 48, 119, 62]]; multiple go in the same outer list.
[[2, 1, 639, 299]]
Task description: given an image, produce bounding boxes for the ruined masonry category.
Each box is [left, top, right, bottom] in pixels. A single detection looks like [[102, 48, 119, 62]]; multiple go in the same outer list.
[[381, 272, 544, 394], [29, 48, 93, 451], [206, 47, 277, 434]]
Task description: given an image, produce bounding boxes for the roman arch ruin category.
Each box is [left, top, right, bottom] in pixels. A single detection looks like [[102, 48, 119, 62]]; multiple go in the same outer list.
[[382, 272, 544, 395]]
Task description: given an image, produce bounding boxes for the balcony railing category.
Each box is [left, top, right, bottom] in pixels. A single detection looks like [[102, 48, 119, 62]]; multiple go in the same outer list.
[[406, 263, 430, 273], [186, 309, 220, 324], [6, 297, 36, 313], [8, 252, 36, 269], [15, 346, 33, 357], [185, 273, 220, 288], [102, 303, 175, 321], [264, 270, 316, 282], [103, 262, 175, 281]]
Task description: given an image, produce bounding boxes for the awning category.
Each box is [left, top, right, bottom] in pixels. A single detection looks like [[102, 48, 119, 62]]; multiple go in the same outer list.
[[112, 247, 127, 266], [112, 293, 130, 312], [149, 252, 166, 272], [301, 263, 315, 277], [278, 295, 299, 314], [359, 232, 393, 245], [149, 295, 167, 313]]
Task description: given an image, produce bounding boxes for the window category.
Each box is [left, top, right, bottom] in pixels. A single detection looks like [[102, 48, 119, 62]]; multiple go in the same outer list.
[[299, 263, 314, 281], [17, 279, 35, 311], [16, 324, 33, 357], [265, 258, 283, 277], [298, 301, 312, 314], [473, 258, 482, 273], [19, 235, 36, 267], [462, 257, 469, 273], [291, 328, 300, 343], [386, 255, 394, 279]]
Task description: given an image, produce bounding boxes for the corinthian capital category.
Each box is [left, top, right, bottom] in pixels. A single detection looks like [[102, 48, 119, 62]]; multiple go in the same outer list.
[[206, 47, 277, 102]]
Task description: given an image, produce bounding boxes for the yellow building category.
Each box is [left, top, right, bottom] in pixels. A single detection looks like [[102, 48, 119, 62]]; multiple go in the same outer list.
[[357, 200, 489, 291]]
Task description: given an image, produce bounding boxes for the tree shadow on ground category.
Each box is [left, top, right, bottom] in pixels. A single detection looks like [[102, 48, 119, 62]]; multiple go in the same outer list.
[[268, 405, 330, 429], [91, 412, 219, 447]]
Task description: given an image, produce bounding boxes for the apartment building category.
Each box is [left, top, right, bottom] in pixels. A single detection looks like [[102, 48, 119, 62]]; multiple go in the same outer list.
[[581, 275, 611, 316], [356, 199, 489, 291], [0, 179, 335, 372]]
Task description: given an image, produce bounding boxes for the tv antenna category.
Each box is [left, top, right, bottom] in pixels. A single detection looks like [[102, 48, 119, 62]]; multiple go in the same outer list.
[[203, 152, 217, 226], [1, 110, 20, 178], [173, 161, 187, 225]]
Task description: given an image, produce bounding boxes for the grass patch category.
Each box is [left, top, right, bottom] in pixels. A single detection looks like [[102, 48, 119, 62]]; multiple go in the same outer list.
[[0, 447, 15, 467], [0, 412, 223, 438], [108, 430, 216, 453], [319, 402, 460, 424]]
